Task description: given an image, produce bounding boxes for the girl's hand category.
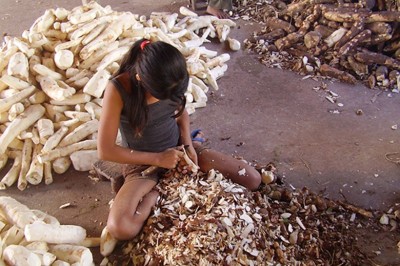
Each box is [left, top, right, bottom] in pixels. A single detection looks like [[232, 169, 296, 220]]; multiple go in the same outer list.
[[185, 145, 198, 166], [158, 148, 184, 169]]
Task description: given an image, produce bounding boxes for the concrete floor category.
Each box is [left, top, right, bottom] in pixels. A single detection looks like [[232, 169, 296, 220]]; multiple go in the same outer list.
[[1, 0, 399, 265]]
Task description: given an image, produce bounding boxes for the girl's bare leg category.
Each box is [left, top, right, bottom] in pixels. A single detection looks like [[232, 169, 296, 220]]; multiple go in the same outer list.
[[107, 178, 159, 240], [193, 131, 261, 191]]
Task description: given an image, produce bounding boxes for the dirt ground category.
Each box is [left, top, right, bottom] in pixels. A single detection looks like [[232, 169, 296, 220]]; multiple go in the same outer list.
[[0, 0, 399, 265]]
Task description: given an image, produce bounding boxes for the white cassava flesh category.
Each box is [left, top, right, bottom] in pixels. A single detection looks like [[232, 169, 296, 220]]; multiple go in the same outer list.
[[37, 118, 54, 143], [228, 37, 241, 51], [33, 64, 64, 80], [8, 102, 25, 121], [0, 85, 36, 114], [70, 150, 98, 171], [49, 244, 93, 266], [38, 139, 97, 163], [100, 226, 118, 257], [18, 138, 34, 191], [78, 237, 101, 248], [179, 6, 198, 17], [0, 196, 38, 228], [26, 143, 44, 185], [0, 196, 96, 265], [52, 156, 72, 174], [42, 126, 68, 152], [31, 209, 60, 225], [0, 104, 45, 154], [25, 221, 87, 244], [0, 153, 8, 171], [50, 93, 91, 105], [54, 49, 74, 70], [43, 161, 53, 185], [0, 74, 31, 89], [58, 119, 99, 147], [325, 27, 348, 47], [3, 245, 42, 266], [38, 76, 76, 101], [83, 69, 111, 98], [7, 52, 29, 81]]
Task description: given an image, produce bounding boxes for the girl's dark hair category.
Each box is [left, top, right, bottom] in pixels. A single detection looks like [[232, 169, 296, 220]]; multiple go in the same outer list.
[[113, 39, 188, 136]]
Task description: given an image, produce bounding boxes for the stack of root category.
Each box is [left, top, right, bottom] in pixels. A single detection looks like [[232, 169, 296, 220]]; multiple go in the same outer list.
[[0, 1, 240, 190], [0, 196, 98, 266], [238, 0, 400, 90]]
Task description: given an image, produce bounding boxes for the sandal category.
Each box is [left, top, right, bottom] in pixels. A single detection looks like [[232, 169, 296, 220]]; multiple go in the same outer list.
[[191, 129, 206, 143]]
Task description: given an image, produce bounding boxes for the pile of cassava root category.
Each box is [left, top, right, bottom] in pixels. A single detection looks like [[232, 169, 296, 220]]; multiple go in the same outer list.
[[0, 1, 241, 190], [0, 196, 100, 265], [236, 0, 400, 91]]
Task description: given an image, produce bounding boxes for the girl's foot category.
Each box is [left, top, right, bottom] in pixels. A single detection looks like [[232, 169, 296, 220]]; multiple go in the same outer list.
[[191, 129, 206, 148], [206, 6, 229, 19]]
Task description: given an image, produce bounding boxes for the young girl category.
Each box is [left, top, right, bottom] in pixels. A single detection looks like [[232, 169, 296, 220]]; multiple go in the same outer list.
[[97, 39, 261, 241]]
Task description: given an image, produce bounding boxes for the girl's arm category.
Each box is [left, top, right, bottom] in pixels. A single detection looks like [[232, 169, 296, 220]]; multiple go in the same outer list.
[[176, 109, 198, 165], [176, 109, 191, 146], [97, 82, 182, 168]]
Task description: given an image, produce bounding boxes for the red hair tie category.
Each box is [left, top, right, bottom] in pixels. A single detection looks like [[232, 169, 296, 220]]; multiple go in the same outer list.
[[140, 40, 150, 50]]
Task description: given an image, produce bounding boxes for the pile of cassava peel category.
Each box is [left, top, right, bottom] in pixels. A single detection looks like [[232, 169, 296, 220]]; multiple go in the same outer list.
[[104, 165, 399, 265]]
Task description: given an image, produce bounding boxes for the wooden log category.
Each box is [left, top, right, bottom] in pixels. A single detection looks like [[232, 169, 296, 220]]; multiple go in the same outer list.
[[354, 49, 400, 70], [359, 0, 376, 10], [320, 5, 370, 13], [338, 29, 372, 56], [366, 21, 392, 35], [395, 48, 400, 59], [376, 65, 389, 81], [265, 17, 295, 33], [275, 9, 321, 51], [366, 11, 400, 22], [284, 0, 309, 17], [388, 70, 400, 85], [304, 31, 322, 48], [325, 10, 400, 23], [347, 55, 369, 77], [338, 201, 373, 218], [334, 20, 365, 50], [376, 0, 386, 11], [319, 64, 357, 84], [256, 29, 286, 42], [298, 7, 322, 34], [275, 32, 303, 50], [324, 11, 367, 23], [286, 48, 319, 65], [383, 38, 400, 52], [338, 2, 366, 9], [314, 25, 336, 38], [313, 0, 337, 4], [365, 33, 392, 46]]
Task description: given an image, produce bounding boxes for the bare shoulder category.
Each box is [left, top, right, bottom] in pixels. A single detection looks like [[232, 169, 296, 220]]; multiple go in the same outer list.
[[113, 72, 132, 93], [103, 81, 123, 109]]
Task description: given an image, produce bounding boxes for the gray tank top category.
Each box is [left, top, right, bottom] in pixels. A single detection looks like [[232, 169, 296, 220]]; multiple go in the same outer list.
[[111, 78, 180, 152]]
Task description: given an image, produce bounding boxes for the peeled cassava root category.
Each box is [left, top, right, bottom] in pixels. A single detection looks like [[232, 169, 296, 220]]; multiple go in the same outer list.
[[0, 196, 96, 266], [0, 0, 240, 190]]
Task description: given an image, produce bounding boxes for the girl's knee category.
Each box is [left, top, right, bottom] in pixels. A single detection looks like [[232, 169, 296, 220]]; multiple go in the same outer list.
[[107, 216, 141, 240], [246, 172, 262, 191]]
